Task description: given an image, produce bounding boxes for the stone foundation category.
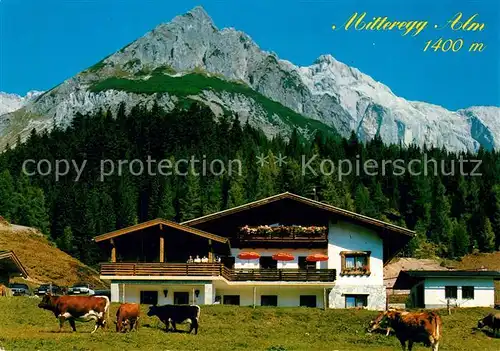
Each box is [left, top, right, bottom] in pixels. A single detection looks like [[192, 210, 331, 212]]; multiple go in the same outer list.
[[329, 285, 386, 310]]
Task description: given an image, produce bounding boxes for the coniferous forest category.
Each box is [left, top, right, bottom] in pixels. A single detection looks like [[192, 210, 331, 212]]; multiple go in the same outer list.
[[1, 102, 499, 267]]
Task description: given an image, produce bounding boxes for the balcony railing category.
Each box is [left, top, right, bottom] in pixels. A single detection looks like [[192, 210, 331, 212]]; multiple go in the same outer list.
[[100, 263, 222, 277], [100, 263, 336, 282], [221, 266, 336, 282]]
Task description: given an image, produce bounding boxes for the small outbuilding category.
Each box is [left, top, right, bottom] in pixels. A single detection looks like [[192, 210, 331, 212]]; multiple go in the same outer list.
[[395, 270, 500, 308], [0, 250, 29, 285]]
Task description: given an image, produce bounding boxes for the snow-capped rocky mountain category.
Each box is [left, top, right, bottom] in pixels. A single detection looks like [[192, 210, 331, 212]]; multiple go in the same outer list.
[[0, 91, 43, 115], [0, 6, 498, 152]]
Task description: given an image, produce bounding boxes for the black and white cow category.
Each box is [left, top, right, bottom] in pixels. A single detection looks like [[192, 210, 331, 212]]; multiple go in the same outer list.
[[147, 305, 200, 334]]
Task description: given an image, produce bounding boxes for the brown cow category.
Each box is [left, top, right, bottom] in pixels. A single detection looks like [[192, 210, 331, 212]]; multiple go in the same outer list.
[[38, 293, 110, 333], [0, 284, 8, 297], [477, 312, 500, 336], [368, 310, 442, 351], [115, 303, 140, 332]]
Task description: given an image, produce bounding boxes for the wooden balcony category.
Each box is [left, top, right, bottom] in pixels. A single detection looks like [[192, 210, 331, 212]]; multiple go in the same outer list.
[[100, 263, 336, 282], [100, 263, 222, 277], [221, 266, 336, 282]]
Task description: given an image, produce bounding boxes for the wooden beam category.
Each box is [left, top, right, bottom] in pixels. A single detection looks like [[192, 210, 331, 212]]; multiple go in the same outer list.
[[159, 234, 165, 263], [110, 239, 116, 263], [323, 288, 327, 311], [208, 239, 213, 262], [253, 286, 256, 309]]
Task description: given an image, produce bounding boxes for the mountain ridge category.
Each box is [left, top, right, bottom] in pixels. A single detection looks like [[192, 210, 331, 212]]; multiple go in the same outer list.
[[0, 6, 498, 152]]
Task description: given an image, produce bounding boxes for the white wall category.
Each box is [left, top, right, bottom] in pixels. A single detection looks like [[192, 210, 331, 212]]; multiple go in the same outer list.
[[423, 277, 495, 308], [112, 282, 214, 305], [216, 286, 325, 308], [327, 220, 384, 286], [231, 248, 326, 269]]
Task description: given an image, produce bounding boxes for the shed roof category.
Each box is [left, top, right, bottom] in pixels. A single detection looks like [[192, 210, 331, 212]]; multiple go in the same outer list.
[[0, 250, 29, 278], [394, 269, 500, 290], [93, 218, 230, 244], [183, 192, 415, 237]]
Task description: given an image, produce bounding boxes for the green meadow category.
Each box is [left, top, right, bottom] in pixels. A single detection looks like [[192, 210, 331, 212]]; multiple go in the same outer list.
[[0, 297, 499, 350]]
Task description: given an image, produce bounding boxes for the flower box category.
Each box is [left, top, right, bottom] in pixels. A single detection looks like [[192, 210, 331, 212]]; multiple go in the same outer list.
[[239, 225, 327, 238]]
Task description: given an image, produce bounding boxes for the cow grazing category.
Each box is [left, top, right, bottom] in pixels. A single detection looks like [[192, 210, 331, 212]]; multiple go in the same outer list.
[[147, 305, 200, 334], [38, 293, 110, 333], [368, 310, 442, 351], [477, 312, 500, 336], [115, 303, 140, 332]]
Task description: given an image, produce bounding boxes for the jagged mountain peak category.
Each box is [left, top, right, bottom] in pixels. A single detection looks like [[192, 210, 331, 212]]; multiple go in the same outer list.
[[0, 90, 44, 116], [0, 7, 498, 153], [185, 6, 213, 23]]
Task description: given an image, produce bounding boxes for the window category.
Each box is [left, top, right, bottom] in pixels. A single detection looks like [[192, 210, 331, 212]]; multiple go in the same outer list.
[[140, 291, 158, 305], [341, 251, 370, 275], [260, 256, 277, 269], [300, 295, 317, 308], [261, 295, 278, 306], [445, 286, 458, 299], [462, 286, 474, 299], [298, 256, 317, 270], [223, 295, 240, 305], [173, 292, 189, 305], [345, 295, 367, 308]]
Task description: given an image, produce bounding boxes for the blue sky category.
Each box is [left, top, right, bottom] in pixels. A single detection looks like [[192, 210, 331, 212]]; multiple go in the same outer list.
[[0, 0, 498, 110]]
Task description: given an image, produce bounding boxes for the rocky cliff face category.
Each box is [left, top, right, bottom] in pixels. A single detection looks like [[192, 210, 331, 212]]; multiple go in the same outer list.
[[0, 6, 498, 152], [0, 91, 43, 115]]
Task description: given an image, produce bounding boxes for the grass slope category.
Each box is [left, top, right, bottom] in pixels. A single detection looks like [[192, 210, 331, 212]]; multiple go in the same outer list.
[[0, 299, 498, 351], [0, 222, 106, 289], [452, 251, 500, 304], [90, 71, 339, 138]]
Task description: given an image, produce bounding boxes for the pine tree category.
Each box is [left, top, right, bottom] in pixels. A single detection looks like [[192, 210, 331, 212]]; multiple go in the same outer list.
[[202, 177, 223, 215], [228, 173, 246, 208], [490, 185, 500, 248], [354, 184, 376, 217], [339, 183, 355, 211], [179, 170, 202, 221], [0, 169, 15, 220], [372, 182, 389, 219], [279, 159, 304, 194], [115, 175, 138, 228], [256, 150, 278, 199], [57, 226, 75, 255], [14, 173, 50, 234], [451, 219, 470, 258], [428, 179, 452, 254], [157, 179, 176, 220], [478, 217, 496, 252], [319, 175, 341, 207]]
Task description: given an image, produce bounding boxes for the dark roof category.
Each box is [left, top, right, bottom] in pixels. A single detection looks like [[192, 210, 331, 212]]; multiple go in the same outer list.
[[0, 250, 29, 278], [394, 269, 500, 290], [405, 270, 500, 278], [93, 218, 230, 244], [182, 192, 415, 237]]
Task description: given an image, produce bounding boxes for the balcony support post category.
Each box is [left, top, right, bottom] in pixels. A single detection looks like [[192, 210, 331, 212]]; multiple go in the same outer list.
[[110, 239, 116, 263], [253, 286, 256, 309], [208, 239, 213, 262], [159, 229, 165, 263], [323, 288, 327, 310]]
